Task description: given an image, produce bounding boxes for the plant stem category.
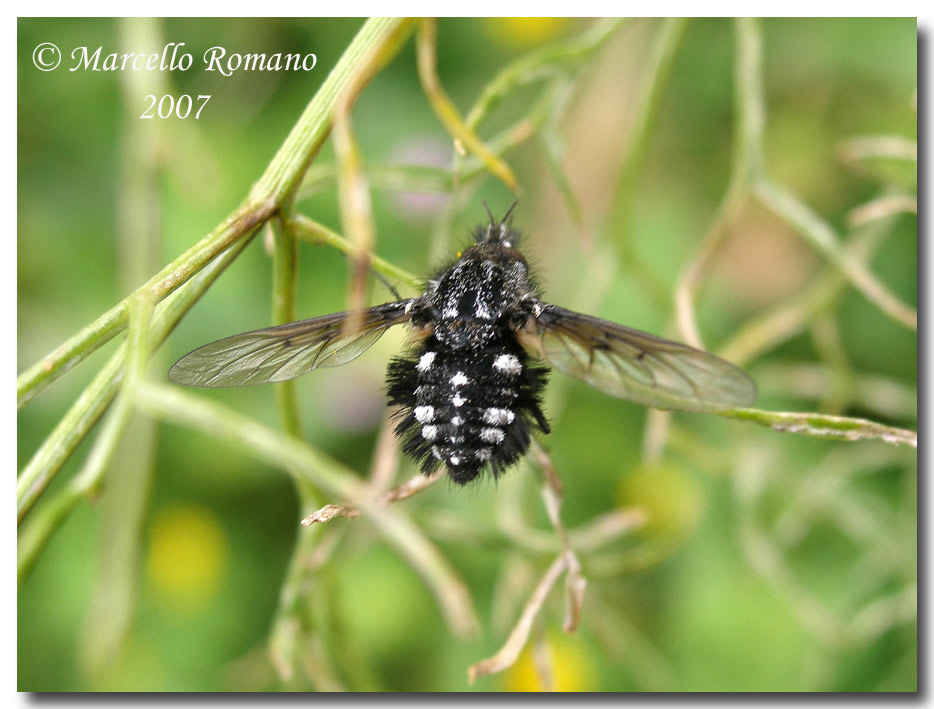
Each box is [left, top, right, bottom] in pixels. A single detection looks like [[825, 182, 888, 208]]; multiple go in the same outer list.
[[19, 294, 155, 584], [19, 17, 418, 524], [17, 18, 415, 409], [674, 17, 763, 349], [271, 218, 304, 439], [611, 18, 688, 240], [464, 18, 625, 130], [134, 382, 479, 639], [252, 17, 415, 205], [416, 18, 518, 192], [16, 200, 274, 409], [17, 234, 255, 524], [753, 176, 917, 330], [719, 407, 916, 447], [287, 213, 421, 290]]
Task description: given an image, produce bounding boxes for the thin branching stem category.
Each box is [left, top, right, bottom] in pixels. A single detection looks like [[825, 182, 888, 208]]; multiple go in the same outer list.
[[18, 295, 155, 584], [464, 18, 626, 130], [720, 407, 916, 447], [134, 382, 479, 640], [468, 554, 568, 683], [612, 18, 688, 244], [287, 213, 421, 290], [17, 18, 414, 409], [79, 23, 167, 670], [416, 18, 518, 192], [271, 218, 304, 439], [250, 18, 415, 205], [674, 17, 763, 350], [531, 444, 586, 633], [17, 234, 256, 523], [753, 176, 917, 330], [18, 18, 416, 525]]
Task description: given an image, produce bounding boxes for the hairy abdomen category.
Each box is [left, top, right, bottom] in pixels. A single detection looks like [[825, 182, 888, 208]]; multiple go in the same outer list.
[[387, 335, 549, 484]]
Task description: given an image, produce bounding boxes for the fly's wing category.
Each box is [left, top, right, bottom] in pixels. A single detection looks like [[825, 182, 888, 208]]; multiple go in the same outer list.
[[518, 303, 756, 412], [168, 300, 413, 387]]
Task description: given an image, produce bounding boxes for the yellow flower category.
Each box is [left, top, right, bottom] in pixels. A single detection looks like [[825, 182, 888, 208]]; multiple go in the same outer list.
[[145, 504, 228, 613], [503, 634, 596, 692], [616, 463, 704, 543], [483, 18, 569, 48]]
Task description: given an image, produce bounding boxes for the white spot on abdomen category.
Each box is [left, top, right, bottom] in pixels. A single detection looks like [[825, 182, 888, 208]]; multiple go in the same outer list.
[[483, 406, 516, 426], [452, 394, 466, 407], [450, 371, 469, 387], [493, 354, 521, 375], [480, 427, 505, 444], [417, 351, 436, 372], [414, 406, 435, 423], [421, 425, 438, 441], [482, 407, 515, 426]]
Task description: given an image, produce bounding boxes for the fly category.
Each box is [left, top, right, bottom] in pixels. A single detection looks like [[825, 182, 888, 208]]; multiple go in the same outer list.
[[169, 205, 757, 484]]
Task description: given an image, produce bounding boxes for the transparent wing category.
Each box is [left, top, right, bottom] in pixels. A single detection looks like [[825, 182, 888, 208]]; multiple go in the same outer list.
[[519, 303, 756, 412], [168, 300, 413, 388]]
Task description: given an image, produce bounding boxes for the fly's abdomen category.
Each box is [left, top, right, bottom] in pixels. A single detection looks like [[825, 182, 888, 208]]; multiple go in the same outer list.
[[387, 336, 549, 484]]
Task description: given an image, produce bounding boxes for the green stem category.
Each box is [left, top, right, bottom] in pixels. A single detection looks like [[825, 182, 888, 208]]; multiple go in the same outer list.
[[17, 235, 254, 523], [416, 18, 518, 192], [464, 18, 625, 130], [16, 200, 274, 409], [611, 18, 688, 236], [271, 217, 304, 439], [268, 216, 330, 685], [287, 213, 421, 290], [253, 18, 415, 204], [753, 176, 917, 330], [19, 295, 155, 583], [135, 382, 479, 639], [17, 17, 415, 409], [673, 17, 762, 348], [718, 407, 916, 447]]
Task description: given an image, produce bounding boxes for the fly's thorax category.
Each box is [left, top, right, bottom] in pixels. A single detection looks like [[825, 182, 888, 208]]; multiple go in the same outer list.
[[434, 320, 497, 350], [414, 248, 536, 350]]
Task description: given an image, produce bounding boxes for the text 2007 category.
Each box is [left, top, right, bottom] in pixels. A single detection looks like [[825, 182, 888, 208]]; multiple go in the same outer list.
[[141, 94, 211, 120]]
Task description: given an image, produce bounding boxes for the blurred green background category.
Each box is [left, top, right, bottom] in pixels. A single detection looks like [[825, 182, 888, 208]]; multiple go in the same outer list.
[[18, 18, 916, 692]]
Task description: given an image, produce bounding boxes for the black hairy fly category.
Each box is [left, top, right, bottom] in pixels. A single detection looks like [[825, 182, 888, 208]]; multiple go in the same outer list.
[[169, 205, 757, 485]]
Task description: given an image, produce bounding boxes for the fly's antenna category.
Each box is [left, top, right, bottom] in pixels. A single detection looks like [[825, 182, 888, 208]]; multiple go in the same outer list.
[[477, 200, 520, 244], [501, 200, 519, 224], [482, 200, 497, 227]]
